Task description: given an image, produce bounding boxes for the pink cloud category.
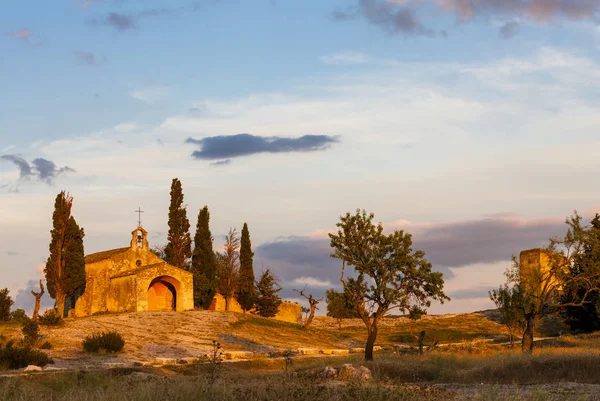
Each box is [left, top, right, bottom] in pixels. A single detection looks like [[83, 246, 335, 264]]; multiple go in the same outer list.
[[8, 29, 33, 40]]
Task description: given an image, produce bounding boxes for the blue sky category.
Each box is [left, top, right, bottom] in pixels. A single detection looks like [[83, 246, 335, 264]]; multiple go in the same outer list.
[[2, 0, 600, 315]]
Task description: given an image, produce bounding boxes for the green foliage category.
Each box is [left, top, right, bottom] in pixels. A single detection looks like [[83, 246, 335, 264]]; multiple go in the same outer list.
[[561, 214, 600, 332], [21, 320, 39, 346], [0, 340, 53, 369], [192, 206, 217, 308], [38, 309, 63, 326], [408, 305, 427, 321], [44, 191, 85, 317], [489, 284, 526, 344], [329, 209, 449, 360], [40, 341, 52, 350], [9, 309, 27, 323], [82, 331, 125, 353], [325, 289, 359, 325], [238, 223, 256, 312], [255, 270, 282, 318], [164, 178, 192, 269], [0, 289, 13, 321], [215, 228, 240, 306]]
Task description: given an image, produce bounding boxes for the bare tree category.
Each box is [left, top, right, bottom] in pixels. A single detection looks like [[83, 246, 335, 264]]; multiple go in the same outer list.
[[31, 280, 45, 322], [293, 287, 322, 328], [409, 328, 438, 356], [216, 228, 240, 311]]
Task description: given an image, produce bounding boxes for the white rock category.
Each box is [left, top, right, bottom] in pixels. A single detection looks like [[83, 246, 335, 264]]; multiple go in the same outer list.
[[23, 365, 43, 372]]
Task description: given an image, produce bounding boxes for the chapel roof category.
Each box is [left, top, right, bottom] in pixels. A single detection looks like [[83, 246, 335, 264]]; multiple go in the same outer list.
[[84, 247, 130, 264]]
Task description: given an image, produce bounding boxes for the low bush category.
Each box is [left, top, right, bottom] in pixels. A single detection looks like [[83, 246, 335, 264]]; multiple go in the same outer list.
[[0, 340, 53, 370], [10, 309, 28, 323], [82, 331, 125, 353], [21, 319, 39, 346], [38, 309, 63, 326], [40, 341, 52, 350]]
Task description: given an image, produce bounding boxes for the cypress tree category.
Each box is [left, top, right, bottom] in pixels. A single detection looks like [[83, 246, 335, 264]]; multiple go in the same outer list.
[[255, 270, 282, 318], [192, 206, 217, 308], [164, 178, 192, 269], [237, 223, 256, 312], [0, 288, 13, 321], [44, 192, 86, 317]]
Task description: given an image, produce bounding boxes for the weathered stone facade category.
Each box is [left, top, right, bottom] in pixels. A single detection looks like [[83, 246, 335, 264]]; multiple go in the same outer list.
[[71, 226, 194, 317], [209, 293, 302, 324]]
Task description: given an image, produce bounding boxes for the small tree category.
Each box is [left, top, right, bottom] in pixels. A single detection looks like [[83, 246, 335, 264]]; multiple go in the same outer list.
[[45, 192, 86, 318], [0, 289, 13, 321], [238, 223, 256, 312], [326, 288, 359, 329], [31, 280, 45, 322], [255, 270, 282, 318], [489, 284, 526, 347], [561, 214, 600, 332], [293, 287, 322, 328], [164, 178, 192, 269], [329, 209, 449, 361], [498, 212, 600, 353], [191, 206, 217, 309], [215, 228, 240, 311]]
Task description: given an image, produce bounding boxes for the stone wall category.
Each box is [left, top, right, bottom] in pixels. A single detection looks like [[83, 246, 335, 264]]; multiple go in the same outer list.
[[209, 294, 302, 324]]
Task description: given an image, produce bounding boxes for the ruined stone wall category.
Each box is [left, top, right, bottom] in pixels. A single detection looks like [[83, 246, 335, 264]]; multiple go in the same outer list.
[[519, 248, 563, 294], [273, 302, 302, 324], [208, 293, 243, 312]]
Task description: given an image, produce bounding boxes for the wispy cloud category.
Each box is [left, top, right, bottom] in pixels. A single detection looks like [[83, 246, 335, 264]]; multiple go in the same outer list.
[[0, 155, 75, 186], [320, 51, 371, 65], [129, 84, 170, 103], [7, 29, 32, 40], [185, 134, 339, 161], [74, 51, 107, 66], [499, 21, 520, 39]]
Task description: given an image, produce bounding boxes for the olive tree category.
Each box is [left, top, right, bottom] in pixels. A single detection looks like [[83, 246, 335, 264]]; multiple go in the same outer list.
[[329, 209, 449, 361]]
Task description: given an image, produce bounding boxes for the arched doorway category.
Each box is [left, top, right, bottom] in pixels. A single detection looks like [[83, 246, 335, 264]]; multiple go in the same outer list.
[[147, 276, 180, 311]]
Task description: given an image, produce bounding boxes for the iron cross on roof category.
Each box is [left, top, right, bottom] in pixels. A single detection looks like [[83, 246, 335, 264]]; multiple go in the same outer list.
[[135, 207, 144, 227]]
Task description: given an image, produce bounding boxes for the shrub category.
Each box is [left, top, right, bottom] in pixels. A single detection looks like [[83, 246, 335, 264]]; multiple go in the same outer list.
[[82, 331, 125, 353], [21, 319, 39, 346], [0, 288, 13, 322], [0, 340, 53, 369], [10, 309, 28, 323], [38, 309, 63, 326], [40, 341, 52, 350]]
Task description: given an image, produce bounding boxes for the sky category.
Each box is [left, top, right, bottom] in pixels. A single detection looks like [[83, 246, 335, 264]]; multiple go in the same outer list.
[[2, 0, 600, 316]]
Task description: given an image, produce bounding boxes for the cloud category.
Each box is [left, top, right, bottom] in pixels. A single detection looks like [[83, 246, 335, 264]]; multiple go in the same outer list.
[[7, 29, 32, 40], [1, 155, 75, 185], [320, 51, 371, 65], [89, 8, 180, 32], [105, 12, 136, 30], [129, 84, 170, 103], [6, 251, 19, 256], [13, 280, 55, 316], [209, 159, 231, 167], [336, 0, 600, 36], [185, 134, 339, 161], [79, 0, 103, 8], [499, 20, 520, 39], [74, 51, 107, 66], [357, 0, 435, 36]]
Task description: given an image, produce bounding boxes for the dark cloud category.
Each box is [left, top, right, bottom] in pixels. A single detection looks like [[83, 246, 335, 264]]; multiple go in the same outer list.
[[499, 21, 520, 39], [336, 0, 600, 37], [209, 159, 231, 167], [358, 0, 435, 36], [254, 215, 566, 306], [105, 12, 136, 30], [13, 280, 55, 316], [185, 134, 339, 161], [448, 287, 494, 301], [74, 51, 107, 66], [89, 4, 197, 32], [1, 155, 75, 185], [409, 216, 565, 270]]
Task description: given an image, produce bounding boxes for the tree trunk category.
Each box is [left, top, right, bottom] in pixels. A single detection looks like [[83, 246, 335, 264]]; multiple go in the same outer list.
[[522, 315, 535, 353], [225, 297, 230, 311], [417, 330, 426, 356], [509, 333, 514, 348], [56, 291, 66, 318], [31, 280, 44, 322], [364, 326, 378, 361], [305, 305, 316, 328], [338, 319, 342, 330]]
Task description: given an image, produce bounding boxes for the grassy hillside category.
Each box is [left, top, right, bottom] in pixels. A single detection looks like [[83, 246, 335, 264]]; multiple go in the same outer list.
[[0, 310, 511, 368]]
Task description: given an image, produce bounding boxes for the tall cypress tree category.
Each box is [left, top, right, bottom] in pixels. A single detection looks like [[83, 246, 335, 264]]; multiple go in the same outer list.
[[237, 223, 256, 312], [192, 206, 217, 308], [164, 178, 192, 269], [44, 192, 86, 317]]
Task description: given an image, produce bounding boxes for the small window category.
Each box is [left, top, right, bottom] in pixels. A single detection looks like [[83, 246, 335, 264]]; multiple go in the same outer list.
[[136, 259, 142, 267]]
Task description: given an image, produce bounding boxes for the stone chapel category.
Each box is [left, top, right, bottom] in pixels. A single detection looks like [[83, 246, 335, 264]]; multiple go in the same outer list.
[[68, 226, 194, 317]]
